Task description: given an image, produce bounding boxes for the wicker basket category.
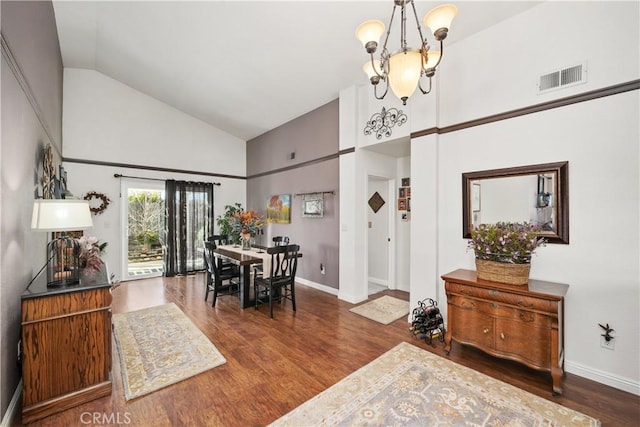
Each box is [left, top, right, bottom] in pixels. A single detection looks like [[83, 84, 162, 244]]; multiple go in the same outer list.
[[475, 259, 530, 285]]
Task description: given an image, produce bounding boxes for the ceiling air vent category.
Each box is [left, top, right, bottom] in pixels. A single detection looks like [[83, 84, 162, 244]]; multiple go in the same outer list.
[[537, 62, 587, 94]]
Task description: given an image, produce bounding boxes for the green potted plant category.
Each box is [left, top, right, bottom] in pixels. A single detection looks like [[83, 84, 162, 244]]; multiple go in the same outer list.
[[468, 222, 546, 285], [216, 203, 244, 244]]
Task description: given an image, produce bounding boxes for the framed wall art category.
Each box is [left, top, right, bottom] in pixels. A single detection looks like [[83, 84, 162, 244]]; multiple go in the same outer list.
[[368, 192, 385, 213], [267, 194, 291, 224], [302, 194, 324, 218]]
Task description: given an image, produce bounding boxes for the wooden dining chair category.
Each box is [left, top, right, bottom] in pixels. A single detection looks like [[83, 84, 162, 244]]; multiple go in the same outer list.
[[272, 236, 290, 246], [207, 235, 237, 273], [203, 241, 240, 307], [254, 244, 299, 318], [253, 236, 290, 278]]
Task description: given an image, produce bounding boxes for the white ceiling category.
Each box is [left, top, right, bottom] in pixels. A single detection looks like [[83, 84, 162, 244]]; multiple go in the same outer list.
[[52, 1, 541, 141]]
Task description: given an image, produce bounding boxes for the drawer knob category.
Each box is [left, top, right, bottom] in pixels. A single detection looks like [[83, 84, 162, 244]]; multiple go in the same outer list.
[[489, 290, 499, 296], [483, 328, 490, 334], [491, 303, 499, 309], [500, 332, 505, 340]]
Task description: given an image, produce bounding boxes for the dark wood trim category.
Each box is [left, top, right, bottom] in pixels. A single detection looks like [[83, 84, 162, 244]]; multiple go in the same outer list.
[[63, 157, 246, 180], [411, 79, 640, 139], [247, 152, 340, 179], [338, 147, 356, 156]]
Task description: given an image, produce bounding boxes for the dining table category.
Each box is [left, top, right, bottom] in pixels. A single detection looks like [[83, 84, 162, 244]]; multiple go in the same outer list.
[[213, 244, 302, 309]]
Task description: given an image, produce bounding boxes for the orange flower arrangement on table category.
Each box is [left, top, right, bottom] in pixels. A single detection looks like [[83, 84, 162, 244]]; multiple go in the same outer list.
[[231, 210, 264, 249]]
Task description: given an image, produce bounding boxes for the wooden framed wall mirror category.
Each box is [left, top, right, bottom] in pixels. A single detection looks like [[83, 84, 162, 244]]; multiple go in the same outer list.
[[462, 161, 569, 244]]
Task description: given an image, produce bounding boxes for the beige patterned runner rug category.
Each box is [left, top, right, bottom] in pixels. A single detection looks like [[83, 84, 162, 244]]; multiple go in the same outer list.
[[112, 303, 226, 400], [271, 342, 600, 427], [349, 295, 410, 325]]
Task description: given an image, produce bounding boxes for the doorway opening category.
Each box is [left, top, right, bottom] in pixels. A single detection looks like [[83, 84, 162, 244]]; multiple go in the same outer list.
[[121, 179, 165, 280]]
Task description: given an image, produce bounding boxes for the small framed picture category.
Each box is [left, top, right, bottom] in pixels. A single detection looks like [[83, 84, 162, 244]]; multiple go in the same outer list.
[[302, 195, 324, 218], [401, 177, 410, 187], [398, 198, 407, 211], [406, 187, 411, 197], [398, 188, 406, 198]]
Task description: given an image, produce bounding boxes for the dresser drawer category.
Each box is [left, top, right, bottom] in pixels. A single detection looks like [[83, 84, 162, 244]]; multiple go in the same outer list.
[[446, 282, 555, 313], [449, 295, 552, 326], [22, 287, 112, 322]]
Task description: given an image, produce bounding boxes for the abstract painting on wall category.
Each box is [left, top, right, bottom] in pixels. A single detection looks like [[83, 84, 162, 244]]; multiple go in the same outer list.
[[267, 194, 291, 224]]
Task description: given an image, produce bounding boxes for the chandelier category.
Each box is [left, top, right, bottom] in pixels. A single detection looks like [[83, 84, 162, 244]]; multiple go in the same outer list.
[[355, 1, 457, 105]]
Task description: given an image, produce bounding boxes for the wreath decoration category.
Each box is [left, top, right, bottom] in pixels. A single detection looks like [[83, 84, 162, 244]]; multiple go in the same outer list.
[[84, 191, 111, 215]]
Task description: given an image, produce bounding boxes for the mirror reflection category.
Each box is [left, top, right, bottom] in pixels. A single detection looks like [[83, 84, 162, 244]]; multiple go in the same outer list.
[[462, 162, 569, 244], [470, 173, 556, 232]]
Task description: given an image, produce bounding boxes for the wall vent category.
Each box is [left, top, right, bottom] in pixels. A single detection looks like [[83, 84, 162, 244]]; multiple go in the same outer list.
[[537, 62, 587, 93]]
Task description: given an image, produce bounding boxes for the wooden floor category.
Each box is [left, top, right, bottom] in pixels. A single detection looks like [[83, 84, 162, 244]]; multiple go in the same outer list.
[[20, 274, 639, 426]]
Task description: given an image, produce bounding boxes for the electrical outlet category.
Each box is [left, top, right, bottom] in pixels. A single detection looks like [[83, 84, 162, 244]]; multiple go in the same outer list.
[[600, 336, 615, 350]]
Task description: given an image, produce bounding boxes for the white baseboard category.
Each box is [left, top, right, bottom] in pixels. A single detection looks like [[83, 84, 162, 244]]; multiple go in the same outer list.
[[565, 360, 640, 395], [1, 380, 22, 427], [295, 277, 339, 296], [368, 277, 388, 287]]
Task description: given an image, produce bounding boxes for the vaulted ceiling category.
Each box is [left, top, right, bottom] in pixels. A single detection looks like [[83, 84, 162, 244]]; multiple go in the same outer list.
[[52, 1, 541, 141]]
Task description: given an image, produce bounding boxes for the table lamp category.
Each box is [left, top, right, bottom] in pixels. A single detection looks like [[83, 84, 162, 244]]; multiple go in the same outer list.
[[31, 199, 93, 287]]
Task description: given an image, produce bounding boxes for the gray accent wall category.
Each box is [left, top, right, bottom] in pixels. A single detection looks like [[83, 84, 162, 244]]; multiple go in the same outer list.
[[247, 100, 339, 289], [1, 0, 63, 418]]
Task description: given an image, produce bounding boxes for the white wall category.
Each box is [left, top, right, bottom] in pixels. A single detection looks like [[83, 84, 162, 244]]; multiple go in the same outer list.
[[63, 68, 246, 175], [62, 68, 247, 279], [435, 2, 638, 393], [341, 1, 640, 394]]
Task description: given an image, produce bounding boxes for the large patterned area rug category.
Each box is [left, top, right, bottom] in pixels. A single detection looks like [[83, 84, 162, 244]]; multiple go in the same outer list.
[[271, 342, 600, 426], [112, 303, 226, 400], [349, 295, 410, 325]]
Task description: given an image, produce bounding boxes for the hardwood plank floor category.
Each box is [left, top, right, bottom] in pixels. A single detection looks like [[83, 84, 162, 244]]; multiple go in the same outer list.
[[19, 274, 639, 426]]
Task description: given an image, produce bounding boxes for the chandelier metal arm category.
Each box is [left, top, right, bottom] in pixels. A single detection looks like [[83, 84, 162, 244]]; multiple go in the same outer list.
[[381, 4, 398, 54], [409, 0, 428, 48], [374, 79, 389, 100], [418, 76, 432, 95], [432, 39, 444, 69]]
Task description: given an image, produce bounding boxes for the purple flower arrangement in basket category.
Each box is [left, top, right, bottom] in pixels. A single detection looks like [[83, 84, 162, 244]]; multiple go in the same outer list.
[[468, 222, 546, 265]]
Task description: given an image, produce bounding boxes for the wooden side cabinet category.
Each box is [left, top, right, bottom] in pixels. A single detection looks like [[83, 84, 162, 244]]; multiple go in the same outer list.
[[21, 268, 112, 424], [442, 269, 568, 395]]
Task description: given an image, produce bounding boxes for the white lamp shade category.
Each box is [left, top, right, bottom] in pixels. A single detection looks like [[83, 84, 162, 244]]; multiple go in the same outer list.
[[355, 20, 385, 47], [362, 60, 383, 79], [424, 50, 441, 69], [424, 4, 458, 35], [31, 199, 93, 231], [388, 50, 423, 100]]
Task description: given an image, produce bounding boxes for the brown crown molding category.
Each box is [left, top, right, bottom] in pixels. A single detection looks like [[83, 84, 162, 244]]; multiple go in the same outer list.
[[63, 158, 246, 180], [411, 79, 640, 139], [247, 152, 340, 179]]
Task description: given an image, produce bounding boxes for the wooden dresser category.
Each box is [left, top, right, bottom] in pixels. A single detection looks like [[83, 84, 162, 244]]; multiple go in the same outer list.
[[442, 269, 568, 395], [21, 267, 112, 424]]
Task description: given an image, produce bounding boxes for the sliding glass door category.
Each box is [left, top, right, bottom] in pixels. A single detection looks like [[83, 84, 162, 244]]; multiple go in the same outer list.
[[121, 178, 165, 280]]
